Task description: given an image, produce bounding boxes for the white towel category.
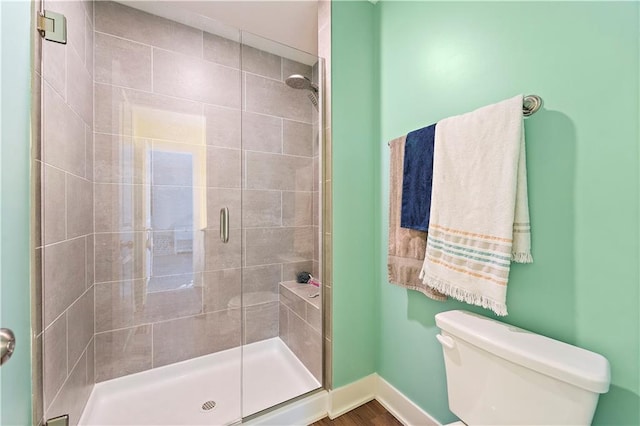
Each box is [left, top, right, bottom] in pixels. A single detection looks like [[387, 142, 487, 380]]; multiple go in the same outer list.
[[419, 95, 532, 316]]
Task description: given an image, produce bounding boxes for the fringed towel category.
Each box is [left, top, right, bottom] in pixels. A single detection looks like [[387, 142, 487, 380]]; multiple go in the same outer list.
[[388, 136, 447, 302], [419, 95, 532, 316], [401, 124, 436, 232]]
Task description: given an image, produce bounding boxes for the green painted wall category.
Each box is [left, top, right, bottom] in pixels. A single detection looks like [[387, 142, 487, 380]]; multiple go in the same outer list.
[[0, 1, 33, 425], [376, 1, 639, 424], [333, 1, 640, 424], [331, 0, 380, 388]]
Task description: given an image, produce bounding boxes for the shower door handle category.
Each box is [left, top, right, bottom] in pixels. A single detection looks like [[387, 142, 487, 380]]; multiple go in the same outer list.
[[0, 328, 16, 366], [220, 207, 229, 243]]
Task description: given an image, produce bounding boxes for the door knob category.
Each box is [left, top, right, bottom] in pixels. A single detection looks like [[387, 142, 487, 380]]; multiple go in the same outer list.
[[0, 328, 16, 366]]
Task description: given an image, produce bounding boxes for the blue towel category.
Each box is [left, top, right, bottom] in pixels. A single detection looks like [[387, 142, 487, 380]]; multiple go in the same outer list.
[[401, 124, 436, 231]]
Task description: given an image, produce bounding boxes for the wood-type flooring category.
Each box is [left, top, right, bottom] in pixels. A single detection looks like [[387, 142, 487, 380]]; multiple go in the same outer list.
[[310, 400, 403, 426]]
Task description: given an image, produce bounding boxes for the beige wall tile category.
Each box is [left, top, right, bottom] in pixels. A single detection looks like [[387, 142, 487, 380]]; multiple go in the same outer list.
[[205, 105, 241, 149], [94, 232, 145, 283], [153, 48, 240, 107], [84, 0, 93, 26], [42, 41, 66, 100], [245, 74, 312, 123], [67, 288, 94, 370], [282, 59, 312, 81], [148, 273, 200, 292], [95, 1, 203, 57], [46, 350, 92, 426], [94, 183, 142, 233], [245, 227, 314, 266], [94, 83, 202, 138], [282, 260, 313, 283], [203, 32, 240, 68], [95, 325, 153, 382], [95, 280, 203, 333], [243, 190, 281, 228], [246, 151, 312, 191], [242, 112, 282, 154], [94, 134, 148, 184], [43, 84, 86, 177], [313, 156, 319, 192], [242, 45, 281, 80], [244, 302, 279, 344], [279, 304, 289, 345], [279, 285, 306, 320], [313, 225, 319, 268], [306, 302, 321, 333], [206, 147, 241, 188], [95, 32, 152, 91], [245, 227, 313, 266], [242, 264, 281, 297], [94, 280, 137, 333], [283, 120, 313, 157], [43, 313, 67, 410], [87, 337, 95, 386], [66, 45, 93, 126], [43, 165, 66, 245], [288, 311, 322, 383], [85, 14, 94, 77], [312, 191, 319, 227], [282, 191, 312, 227], [312, 122, 320, 157], [86, 235, 94, 289], [66, 174, 93, 238], [204, 229, 242, 271], [43, 237, 86, 327], [203, 268, 241, 313], [152, 310, 241, 367], [85, 125, 93, 182]]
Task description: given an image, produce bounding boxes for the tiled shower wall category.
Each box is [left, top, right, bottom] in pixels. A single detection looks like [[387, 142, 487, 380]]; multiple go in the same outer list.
[[38, 0, 96, 424], [92, 1, 318, 381]]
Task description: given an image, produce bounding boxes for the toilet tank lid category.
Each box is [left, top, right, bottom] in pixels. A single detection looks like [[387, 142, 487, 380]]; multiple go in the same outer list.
[[435, 310, 611, 394]]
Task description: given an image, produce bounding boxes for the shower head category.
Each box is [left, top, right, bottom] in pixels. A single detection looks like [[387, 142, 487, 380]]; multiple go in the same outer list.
[[285, 74, 319, 111], [285, 74, 318, 92]]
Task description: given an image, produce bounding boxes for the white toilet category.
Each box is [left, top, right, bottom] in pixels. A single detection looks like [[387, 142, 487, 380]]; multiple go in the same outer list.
[[435, 310, 610, 425]]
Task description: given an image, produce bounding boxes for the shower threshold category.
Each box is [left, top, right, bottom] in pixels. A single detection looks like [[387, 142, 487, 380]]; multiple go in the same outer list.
[[79, 337, 320, 425]]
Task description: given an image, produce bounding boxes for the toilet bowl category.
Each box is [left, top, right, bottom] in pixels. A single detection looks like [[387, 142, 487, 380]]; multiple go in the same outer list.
[[435, 310, 610, 425]]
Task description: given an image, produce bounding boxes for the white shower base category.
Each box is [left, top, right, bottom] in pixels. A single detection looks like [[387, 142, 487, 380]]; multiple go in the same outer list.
[[79, 337, 321, 425]]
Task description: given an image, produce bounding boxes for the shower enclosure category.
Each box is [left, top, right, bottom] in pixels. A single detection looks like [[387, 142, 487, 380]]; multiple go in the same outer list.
[[36, 1, 324, 424]]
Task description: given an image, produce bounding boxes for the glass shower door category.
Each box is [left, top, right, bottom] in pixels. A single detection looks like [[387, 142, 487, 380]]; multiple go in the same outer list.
[[39, 2, 244, 424], [239, 32, 323, 417]]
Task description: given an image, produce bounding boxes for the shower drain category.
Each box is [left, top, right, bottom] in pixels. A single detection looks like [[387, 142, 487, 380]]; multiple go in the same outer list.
[[201, 401, 217, 412]]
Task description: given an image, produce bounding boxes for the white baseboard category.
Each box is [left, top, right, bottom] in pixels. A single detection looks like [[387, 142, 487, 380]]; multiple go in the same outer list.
[[376, 375, 441, 426], [327, 374, 442, 425], [247, 373, 442, 425], [246, 391, 328, 426], [327, 374, 377, 418]]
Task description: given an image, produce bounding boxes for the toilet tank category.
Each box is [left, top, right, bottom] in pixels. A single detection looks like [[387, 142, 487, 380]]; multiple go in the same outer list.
[[435, 310, 610, 425]]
